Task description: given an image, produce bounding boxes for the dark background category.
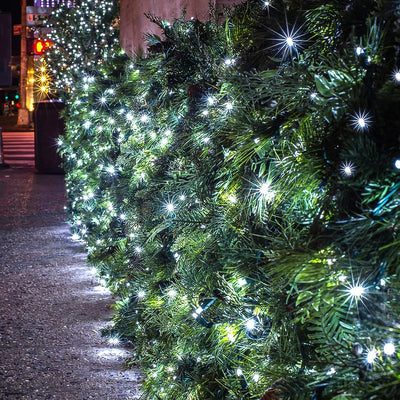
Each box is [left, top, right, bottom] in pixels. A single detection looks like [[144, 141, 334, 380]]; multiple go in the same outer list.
[[0, 0, 34, 55]]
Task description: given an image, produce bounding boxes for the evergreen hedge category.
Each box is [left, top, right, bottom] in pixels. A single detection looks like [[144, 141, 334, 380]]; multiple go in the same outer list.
[[47, 1, 400, 398]]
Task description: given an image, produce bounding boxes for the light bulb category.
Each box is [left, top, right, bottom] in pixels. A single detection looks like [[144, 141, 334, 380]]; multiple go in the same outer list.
[[349, 285, 365, 297], [286, 36, 294, 47], [384, 343, 395, 356], [108, 337, 120, 345], [237, 278, 247, 287], [245, 319, 256, 330], [366, 349, 377, 364], [340, 161, 355, 177], [326, 367, 336, 376], [258, 181, 275, 201], [351, 111, 371, 131]]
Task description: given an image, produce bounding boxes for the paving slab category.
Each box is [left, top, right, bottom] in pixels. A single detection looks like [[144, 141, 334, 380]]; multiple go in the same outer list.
[[0, 168, 142, 400]]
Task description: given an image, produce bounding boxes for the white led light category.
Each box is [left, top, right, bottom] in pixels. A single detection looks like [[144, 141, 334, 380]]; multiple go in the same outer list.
[[137, 290, 145, 298], [356, 46, 364, 55], [237, 278, 247, 287], [108, 337, 120, 345], [349, 285, 365, 297], [384, 343, 395, 356], [340, 161, 355, 177], [259, 182, 271, 195], [338, 275, 347, 282], [228, 194, 237, 203], [366, 349, 377, 364], [351, 111, 371, 131], [135, 246, 142, 253], [167, 289, 177, 297], [326, 367, 336, 376], [236, 368, 243, 376], [245, 319, 256, 330], [225, 102, 233, 111], [207, 96, 215, 105], [286, 36, 294, 47], [195, 307, 203, 314], [394, 71, 400, 82], [395, 159, 400, 169], [166, 203, 174, 212], [270, 23, 305, 59], [258, 181, 275, 201], [107, 165, 115, 174], [253, 373, 260, 382], [140, 114, 149, 122]]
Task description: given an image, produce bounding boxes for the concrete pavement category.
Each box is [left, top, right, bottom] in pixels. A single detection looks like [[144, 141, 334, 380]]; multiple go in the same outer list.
[[0, 168, 141, 399]]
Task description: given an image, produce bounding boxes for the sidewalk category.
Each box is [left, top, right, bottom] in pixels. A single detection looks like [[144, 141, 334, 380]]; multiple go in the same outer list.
[[0, 168, 141, 399]]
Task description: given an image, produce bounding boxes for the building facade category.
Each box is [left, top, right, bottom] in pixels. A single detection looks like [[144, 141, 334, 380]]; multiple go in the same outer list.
[[119, 0, 241, 55]]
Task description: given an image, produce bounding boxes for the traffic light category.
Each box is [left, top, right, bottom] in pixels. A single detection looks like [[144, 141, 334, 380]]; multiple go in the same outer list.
[[33, 39, 52, 55]]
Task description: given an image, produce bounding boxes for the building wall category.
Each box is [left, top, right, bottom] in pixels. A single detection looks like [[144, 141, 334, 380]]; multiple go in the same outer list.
[[120, 0, 241, 55]]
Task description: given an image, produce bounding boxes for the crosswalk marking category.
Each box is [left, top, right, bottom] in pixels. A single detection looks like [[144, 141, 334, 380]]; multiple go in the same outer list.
[[1, 131, 35, 167]]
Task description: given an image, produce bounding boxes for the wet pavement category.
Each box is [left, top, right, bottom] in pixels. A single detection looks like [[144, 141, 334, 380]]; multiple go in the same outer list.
[[0, 168, 142, 400]]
